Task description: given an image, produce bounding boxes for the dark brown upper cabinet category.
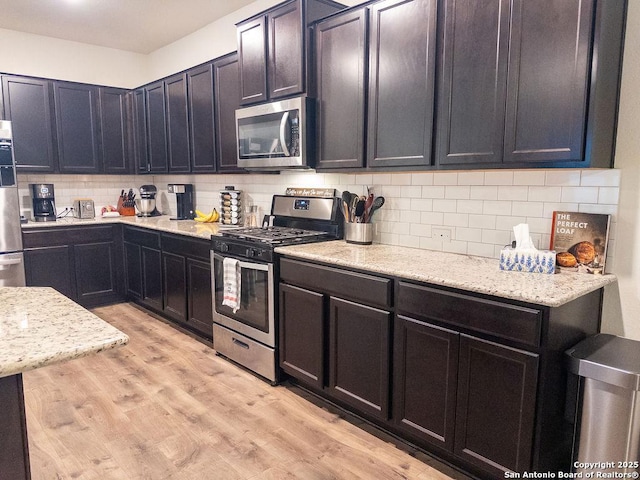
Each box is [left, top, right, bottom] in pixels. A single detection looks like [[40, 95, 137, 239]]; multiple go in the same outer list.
[[54, 81, 101, 173], [237, 0, 345, 105], [133, 88, 148, 173], [187, 63, 217, 173], [144, 80, 169, 173], [165, 73, 191, 173], [1, 75, 57, 172], [98, 87, 131, 174], [437, 0, 626, 169], [213, 52, 246, 173], [315, 0, 437, 170]]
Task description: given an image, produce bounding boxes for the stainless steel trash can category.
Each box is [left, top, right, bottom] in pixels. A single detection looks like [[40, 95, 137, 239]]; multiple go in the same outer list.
[[566, 334, 640, 474]]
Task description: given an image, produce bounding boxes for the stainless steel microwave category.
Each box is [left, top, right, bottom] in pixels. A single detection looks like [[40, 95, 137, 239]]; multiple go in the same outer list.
[[236, 96, 313, 170]]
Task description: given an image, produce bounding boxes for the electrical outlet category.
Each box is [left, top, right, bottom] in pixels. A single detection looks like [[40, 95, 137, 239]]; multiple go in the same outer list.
[[432, 227, 452, 242]]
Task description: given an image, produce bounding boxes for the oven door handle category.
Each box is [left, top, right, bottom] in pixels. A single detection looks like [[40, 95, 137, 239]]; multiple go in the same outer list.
[[213, 253, 270, 272]]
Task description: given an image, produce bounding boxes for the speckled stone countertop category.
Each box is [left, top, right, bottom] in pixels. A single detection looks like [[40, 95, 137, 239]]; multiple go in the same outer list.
[[21, 215, 236, 240], [275, 241, 617, 307], [0, 287, 129, 378]]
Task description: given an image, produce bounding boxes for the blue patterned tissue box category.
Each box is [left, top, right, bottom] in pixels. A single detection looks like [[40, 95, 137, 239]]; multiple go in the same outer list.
[[499, 248, 556, 274]]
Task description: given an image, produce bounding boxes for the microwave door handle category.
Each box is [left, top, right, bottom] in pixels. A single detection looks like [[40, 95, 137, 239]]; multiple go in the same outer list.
[[279, 111, 290, 157]]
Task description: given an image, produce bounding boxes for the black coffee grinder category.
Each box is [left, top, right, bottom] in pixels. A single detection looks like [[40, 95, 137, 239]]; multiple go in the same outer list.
[[168, 184, 195, 220], [30, 183, 56, 222]]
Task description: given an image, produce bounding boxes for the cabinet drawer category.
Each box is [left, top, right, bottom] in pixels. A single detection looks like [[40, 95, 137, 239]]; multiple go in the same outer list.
[[22, 225, 115, 248], [280, 257, 392, 309], [397, 281, 542, 348], [123, 226, 160, 249], [161, 233, 210, 261]]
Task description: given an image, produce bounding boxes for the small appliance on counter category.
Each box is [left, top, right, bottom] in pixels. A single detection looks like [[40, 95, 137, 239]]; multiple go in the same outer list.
[[138, 184, 161, 217], [168, 184, 195, 220], [29, 183, 56, 222], [72, 199, 95, 219]]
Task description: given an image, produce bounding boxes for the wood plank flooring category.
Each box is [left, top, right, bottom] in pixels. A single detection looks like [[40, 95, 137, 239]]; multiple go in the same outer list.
[[23, 302, 467, 480]]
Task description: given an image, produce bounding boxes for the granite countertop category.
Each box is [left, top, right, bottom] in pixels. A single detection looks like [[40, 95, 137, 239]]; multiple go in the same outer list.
[[275, 241, 617, 307], [21, 215, 235, 240], [0, 287, 129, 378]]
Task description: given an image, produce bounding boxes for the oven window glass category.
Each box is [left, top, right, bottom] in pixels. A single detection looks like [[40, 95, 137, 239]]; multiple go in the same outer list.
[[214, 256, 270, 332]]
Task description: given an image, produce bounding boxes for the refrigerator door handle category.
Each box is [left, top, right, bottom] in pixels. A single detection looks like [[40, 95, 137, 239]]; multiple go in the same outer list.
[[0, 257, 22, 268]]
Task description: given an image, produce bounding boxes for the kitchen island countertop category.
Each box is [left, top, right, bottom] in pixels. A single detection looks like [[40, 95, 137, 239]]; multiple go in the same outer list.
[[21, 214, 232, 240], [0, 287, 129, 378], [275, 241, 617, 307]]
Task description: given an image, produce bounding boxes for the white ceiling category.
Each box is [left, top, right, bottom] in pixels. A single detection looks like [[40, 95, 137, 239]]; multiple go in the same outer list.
[[0, 0, 258, 54]]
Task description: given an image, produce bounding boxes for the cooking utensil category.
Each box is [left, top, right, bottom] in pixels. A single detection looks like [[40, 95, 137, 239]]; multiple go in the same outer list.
[[363, 193, 374, 223], [354, 199, 366, 222], [368, 196, 385, 220], [341, 191, 353, 222]]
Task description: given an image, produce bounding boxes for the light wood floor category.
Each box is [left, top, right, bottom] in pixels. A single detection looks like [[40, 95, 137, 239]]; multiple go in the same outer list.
[[23, 302, 466, 480]]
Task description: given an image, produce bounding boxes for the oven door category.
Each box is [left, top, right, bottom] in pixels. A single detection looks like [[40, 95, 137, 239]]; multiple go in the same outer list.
[[211, 252, 275, 347]]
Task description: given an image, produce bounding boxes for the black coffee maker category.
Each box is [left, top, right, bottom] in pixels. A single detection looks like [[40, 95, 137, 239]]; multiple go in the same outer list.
[[30, 183, 56, 222], [168, 184, 195, 220]]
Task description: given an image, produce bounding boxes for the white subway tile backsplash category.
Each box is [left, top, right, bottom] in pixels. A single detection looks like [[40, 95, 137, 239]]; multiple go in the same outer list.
[[561, 186, 599, 203], [445, 185, 471, 199], [528, 186, 562, 202], [545, 170, 581, 186], [422, 185, 446, 198], [497, 186, 529, 201], [433, 199, 458, 213], [18, 168, 620, 264], [484, 171, 514, 185], [513, 170, 546, 186], [483, 200, 512, 215]]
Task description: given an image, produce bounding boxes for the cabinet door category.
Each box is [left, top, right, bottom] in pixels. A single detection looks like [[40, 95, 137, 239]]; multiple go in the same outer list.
[[268, 1, 304, 100], [99, 87, 130, 174], [213, 53, 245, 172], [315, 9, 368, 169], [328, 296, 391, 420], [187, 258, 213, 338], [393, 316, 458, 452], [74, 241, 119, 307], [145, 81, 168, 173], [279, 283, 325, 389], [163, 251, 187, 323], [238, 16, 268, 105], [141, 246, 163, 311], [165, 74, 191, 173], [24, 246, 75, 300], [2, 76, 57, 172], [187, 63, 217, 173], [133, 88, 149, 173], [503, 0, 593, 164], [124, 241, 142, 299], [0, 374, 30, 480], [54, 81, 101, 173], [436, 0, 510, 166], [367, 0, 437, 168], [455, 335, 538, 476]]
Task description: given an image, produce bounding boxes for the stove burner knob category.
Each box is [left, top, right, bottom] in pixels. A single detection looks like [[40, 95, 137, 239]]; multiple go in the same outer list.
[[220, 243, 229, 253], [247, 248, 260, 258]]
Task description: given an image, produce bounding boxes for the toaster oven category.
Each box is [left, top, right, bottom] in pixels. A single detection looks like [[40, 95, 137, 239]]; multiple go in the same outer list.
[[73, 199, 95, 219]]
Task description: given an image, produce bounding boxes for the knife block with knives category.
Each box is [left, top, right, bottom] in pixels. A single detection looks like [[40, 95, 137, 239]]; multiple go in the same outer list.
[[117, 189, 136, 216]]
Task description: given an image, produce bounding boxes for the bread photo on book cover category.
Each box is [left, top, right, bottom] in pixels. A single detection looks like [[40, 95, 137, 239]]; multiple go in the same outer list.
[[550, 211, 611, 274]]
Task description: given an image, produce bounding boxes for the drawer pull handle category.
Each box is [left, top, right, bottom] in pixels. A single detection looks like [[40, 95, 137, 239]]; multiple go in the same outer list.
[[232, 337, 250, 349]]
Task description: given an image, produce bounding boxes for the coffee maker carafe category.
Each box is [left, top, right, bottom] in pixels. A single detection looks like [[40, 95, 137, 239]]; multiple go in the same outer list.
[[168, 184, 195, 220], [30, 183, 56, 222]]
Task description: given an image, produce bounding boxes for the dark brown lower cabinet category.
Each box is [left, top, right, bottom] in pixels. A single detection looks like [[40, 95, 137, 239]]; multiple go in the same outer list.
[[123, 226, 213, 341], [279, 283, 325, 389], [23, 225, 124, 308], [454, 335, 538, 476], [0, 374, 30, 480], [279, 256, 602, 480], [392, 316, 459, 452], [328, 297, 391, 420]]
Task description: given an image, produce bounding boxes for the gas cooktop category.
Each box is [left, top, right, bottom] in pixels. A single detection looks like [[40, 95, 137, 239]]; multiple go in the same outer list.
[[220, 226, 330, 244]]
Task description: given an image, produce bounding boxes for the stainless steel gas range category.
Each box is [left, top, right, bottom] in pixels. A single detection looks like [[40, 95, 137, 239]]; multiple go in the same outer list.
[[211, 195, 343, 383]]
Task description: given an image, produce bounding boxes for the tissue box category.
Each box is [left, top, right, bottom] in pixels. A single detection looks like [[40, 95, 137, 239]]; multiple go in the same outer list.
[[499, 248, 556, 274]]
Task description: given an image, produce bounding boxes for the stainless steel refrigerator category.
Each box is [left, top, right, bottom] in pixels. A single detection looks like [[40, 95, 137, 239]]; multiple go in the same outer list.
[[0, 120, 26, 286]]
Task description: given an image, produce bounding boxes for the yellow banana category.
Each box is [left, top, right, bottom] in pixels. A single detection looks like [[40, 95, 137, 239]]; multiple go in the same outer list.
[[194, 211, 214, 223], [195, 209, 208, 218], [210, 209, 219, 222], [193, 209, 219, 223]]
